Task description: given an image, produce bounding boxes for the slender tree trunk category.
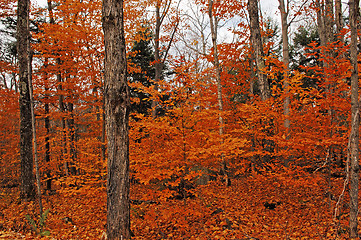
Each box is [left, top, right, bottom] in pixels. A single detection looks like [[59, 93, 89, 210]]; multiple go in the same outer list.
[[316, 0, 336, 208], [316, 0, 326, 47], [44, 0, 54, 190], [335, 0, 343, 36], [278, 0, 291, 166], [349, 0, 359, 238], [59, 70, 68, 175], [325, 0, 334, 43], [208, 0, 229, 186], [101, 96, 106, 161], [67, 101, 77, 175], [44, 89, 51, 190], [247, 0, 270, 101], [152, 2, 162, 118], [102, 0, 131, 238], [47, 0, 68, 176], [43, 58, 52, 191], [28, 51, 44, 216], [17, 0, 35, 201]]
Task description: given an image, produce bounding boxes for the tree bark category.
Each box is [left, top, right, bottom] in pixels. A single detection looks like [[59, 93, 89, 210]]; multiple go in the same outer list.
[[315, 0, 326, 47], [152, 2, 162, 118], [45, 0, 54, 191], [17, 0, 35, 201], [335, 0, 343, 36], [278, 0, 291, 166], [102, 0, 131, 238], [349, 0, 359, 238], [28, 51, 44, 216], [247, 0, 270, 101], [208, 0, 229, 186]]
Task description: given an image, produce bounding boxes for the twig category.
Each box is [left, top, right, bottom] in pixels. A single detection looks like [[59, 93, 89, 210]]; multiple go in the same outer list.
[[313, 148, 330, 173]]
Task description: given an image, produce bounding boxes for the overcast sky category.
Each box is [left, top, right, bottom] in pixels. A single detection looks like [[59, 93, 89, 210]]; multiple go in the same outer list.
[[34, 0, 280, 17]]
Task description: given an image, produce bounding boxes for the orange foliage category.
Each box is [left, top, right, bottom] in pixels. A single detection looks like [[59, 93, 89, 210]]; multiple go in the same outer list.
[[0, 0, 360, 239]]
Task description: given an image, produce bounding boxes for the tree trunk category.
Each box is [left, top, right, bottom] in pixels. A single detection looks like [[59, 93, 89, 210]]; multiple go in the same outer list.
[[247, 0, 270, 101], [208, 0, 229, 186], [67, 101, 77, 175], [315, 0, 326, 47], [43, 59, 52, 192], [102, 0, 131, 238], [28, 51, 44, 216], [17, 0, 35, 201], [152, 2, 162, 118], [278, 0, 291, 165], [324, 0, 334, 43], [349, 0, 359, 238], [335, 0, 343, 36], [47, 0, 68, 176]]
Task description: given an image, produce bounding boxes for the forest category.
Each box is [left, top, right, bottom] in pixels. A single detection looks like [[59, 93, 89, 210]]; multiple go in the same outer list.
[[0, 0, 361, 239]]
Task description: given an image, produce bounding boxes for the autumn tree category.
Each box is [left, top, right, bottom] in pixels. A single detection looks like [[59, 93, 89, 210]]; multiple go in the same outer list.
[[151, 0, 179, 117], [17, 0, 35, 201], [247, 0, 270, 100], [208, 0, 229, 185], [102, 0, 131, 238], [349, 0, 359, 238], [128, 28, 155, 116]]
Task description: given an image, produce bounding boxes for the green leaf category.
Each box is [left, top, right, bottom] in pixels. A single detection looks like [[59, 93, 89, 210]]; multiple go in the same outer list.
[[40, 230, 51, 236], [25, 215, 38, 231]]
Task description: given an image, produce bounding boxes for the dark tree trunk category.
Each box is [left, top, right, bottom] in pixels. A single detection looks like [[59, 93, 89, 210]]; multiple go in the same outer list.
[[349, 0, 359, 238], [17, 0, 35, 201], [102, 0, 131, 238], [44, 90, 51, 190], [152, 2, 162, 118], [247, 0, 270, 101], [67, 101, 77, 175], [44, 59, 51, 191]]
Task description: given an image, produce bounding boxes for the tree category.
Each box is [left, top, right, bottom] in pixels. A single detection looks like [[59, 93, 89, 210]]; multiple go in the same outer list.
[[208, 0, 229, 186], [102, 0, 131, 238], [247, 0, 270, 100], [278, 0, 310, 165], [151, 0, 179, 118], [278, 0, 291, 160], [17, 0, 35, 201], [349, 0, 359, 238], [128, 28, 155, 116]]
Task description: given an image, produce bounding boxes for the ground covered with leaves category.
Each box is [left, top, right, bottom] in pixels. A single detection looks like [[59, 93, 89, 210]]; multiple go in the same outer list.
[[0, 169, 354, 239]]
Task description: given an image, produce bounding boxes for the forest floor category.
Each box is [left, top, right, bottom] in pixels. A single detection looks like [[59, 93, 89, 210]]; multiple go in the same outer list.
[[0, 169, 353, 239]]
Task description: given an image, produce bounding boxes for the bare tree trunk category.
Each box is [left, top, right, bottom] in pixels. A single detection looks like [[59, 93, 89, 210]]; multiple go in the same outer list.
[[316, 0, 336, 208], [67, 101, 77, 175], [17, 0, 35, 201], [47, 0, 68, 176], [278, 0, 291, 166], [349, 0, 359, 238], [208, 0, 229, 186], [151, 1, 178, 118], [325, 0, 334, 43], [102, 0, 131, 238], [43, 38, 52, 192], [315, 0, 326, 47], [59, 69, 68, 175], [335, 0, 343, 36], [101, 96, 106, 161], [28, 51, 44, 216], [152, 2, 162, 118], [247, 0, 270, 101]]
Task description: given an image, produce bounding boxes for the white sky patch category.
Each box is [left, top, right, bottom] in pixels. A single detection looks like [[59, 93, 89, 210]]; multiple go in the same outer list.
[[261, 0, 280, 18], [34, 0, 47, 7]]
